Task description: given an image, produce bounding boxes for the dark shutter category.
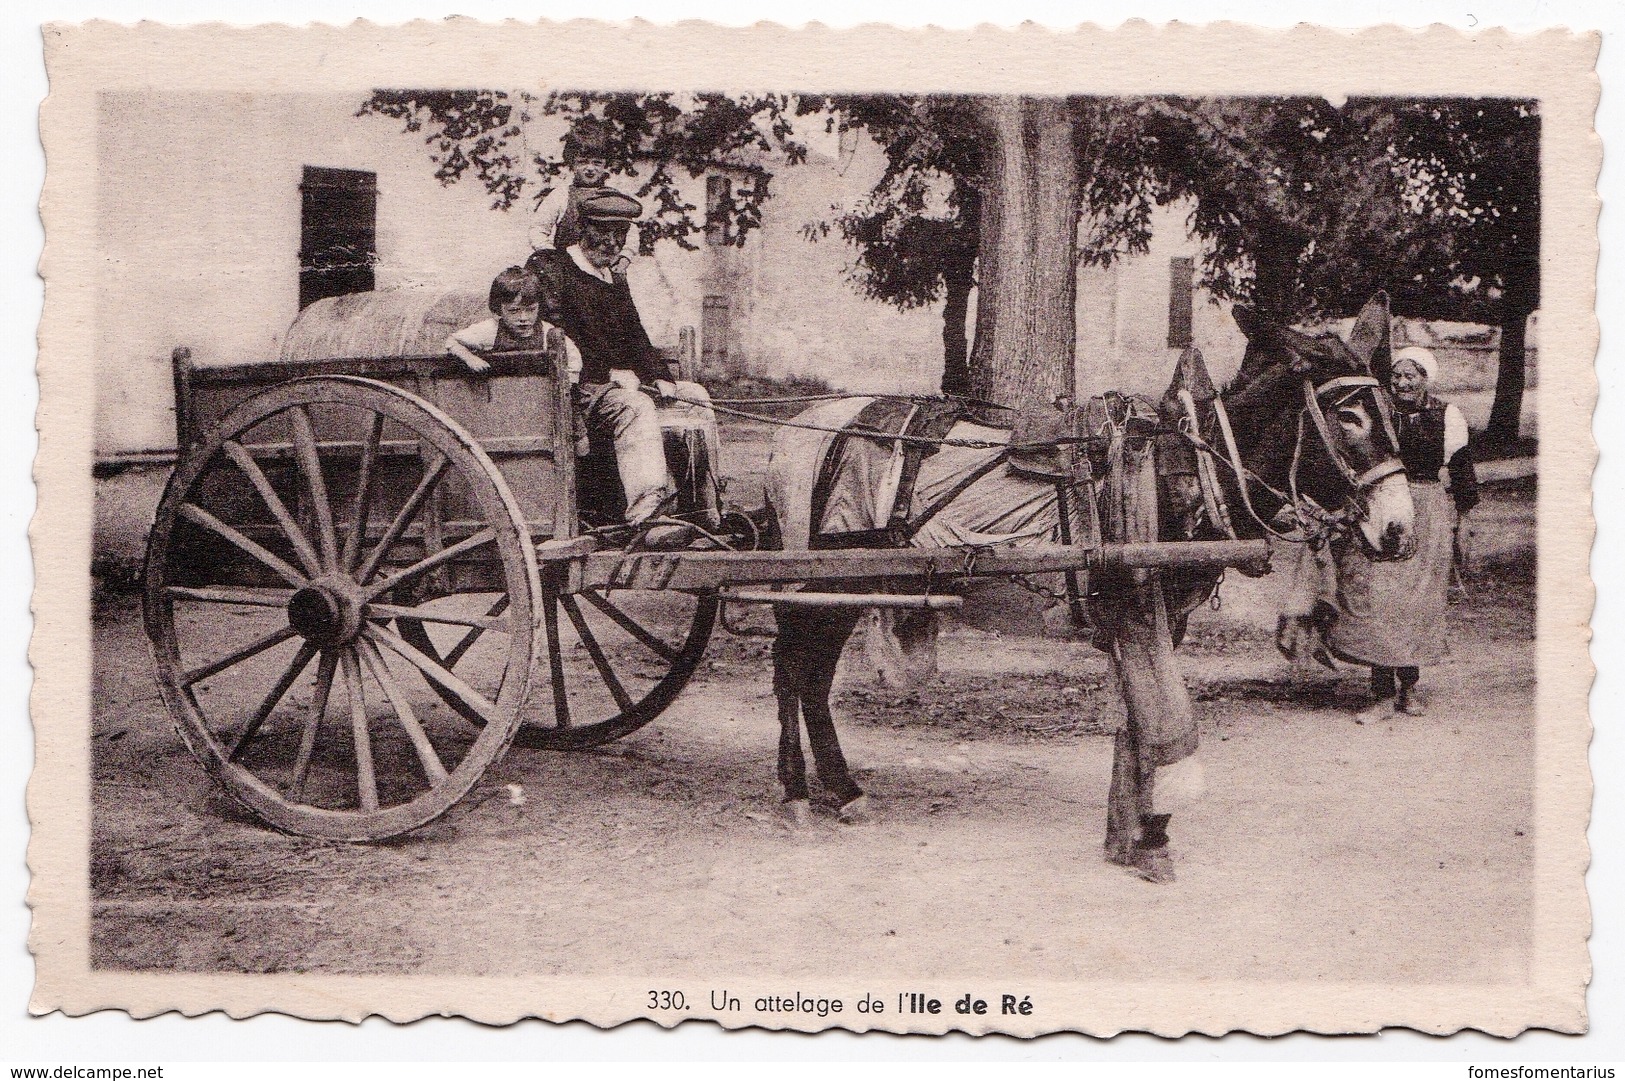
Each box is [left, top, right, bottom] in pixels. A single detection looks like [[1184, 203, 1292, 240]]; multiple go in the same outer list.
[[1167, 256, 1194, 349], [299, 166, 377, 310]]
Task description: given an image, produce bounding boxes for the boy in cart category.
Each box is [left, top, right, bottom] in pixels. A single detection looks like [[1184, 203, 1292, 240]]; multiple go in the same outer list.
[[449, 258, 706, 548], [444, 265, 579, 377]]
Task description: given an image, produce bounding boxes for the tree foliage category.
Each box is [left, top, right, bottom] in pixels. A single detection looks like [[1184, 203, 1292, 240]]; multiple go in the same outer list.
[[361, 89, 1540, 435], [1138, 95, 1539, 328], [359, 89, 808, 253], [803, 96, 1165, 312], [1378, 97, 1540, 318], [1137, 95, 1539, 443]]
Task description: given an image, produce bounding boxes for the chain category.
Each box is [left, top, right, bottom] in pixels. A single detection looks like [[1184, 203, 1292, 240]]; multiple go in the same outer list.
[[1006, 572, 1074, 606]]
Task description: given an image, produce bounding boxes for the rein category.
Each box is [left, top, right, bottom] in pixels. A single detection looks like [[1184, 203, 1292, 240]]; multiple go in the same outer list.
[[1180, 374, 1405, 548]]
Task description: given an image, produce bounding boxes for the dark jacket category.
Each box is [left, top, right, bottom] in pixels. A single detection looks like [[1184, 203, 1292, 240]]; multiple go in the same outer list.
[[527, 248, 668, 387], [1396, 393, 1479, 516]]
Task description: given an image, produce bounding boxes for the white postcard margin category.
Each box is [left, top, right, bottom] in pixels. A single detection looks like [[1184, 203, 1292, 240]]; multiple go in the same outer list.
[[29, 19, 1600, 1035]]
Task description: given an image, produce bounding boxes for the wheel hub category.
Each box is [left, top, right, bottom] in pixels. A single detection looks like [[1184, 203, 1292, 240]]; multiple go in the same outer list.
[[287, 580, 362, 644]]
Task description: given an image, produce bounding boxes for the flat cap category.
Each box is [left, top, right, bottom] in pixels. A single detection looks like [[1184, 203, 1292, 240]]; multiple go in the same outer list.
[[578, 189, 642, 222]]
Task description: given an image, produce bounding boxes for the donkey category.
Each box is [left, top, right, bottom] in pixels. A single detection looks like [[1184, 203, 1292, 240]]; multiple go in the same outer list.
[[762, 300, 1413, 880]]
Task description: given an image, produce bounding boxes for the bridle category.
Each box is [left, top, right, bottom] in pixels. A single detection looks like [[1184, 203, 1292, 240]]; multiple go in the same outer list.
[[1288, 375, 1407, 539], [1181, 372, 1407, 549]]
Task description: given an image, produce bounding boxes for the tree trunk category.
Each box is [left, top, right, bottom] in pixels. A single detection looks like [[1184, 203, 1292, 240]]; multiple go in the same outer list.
[[1486, 259, 1537, 451], [1250, 221, 1304, 323], [967, 96, 1079, 411], [940, 250, 973, 397]]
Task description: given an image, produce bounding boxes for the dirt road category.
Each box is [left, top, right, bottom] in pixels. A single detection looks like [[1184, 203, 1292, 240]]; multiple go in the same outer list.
[[88, 482, 1536, 990]]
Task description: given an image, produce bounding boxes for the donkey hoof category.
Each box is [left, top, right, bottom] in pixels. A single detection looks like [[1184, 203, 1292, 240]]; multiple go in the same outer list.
[[1130, 844, 1176, 884], [835, 794, 871, 824], [778, 799, 813, 827], [1355, 698, 1394, 726]]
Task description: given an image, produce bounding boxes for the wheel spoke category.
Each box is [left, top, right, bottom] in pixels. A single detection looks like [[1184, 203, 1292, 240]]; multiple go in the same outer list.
[[542, 590, 571, 729], [356, 453, 450, 585], [445, 595, 511, 667], [222, 439, 323, 578], [365, 623, 502, 725], [164, 585, 294, 608], [288, 406, 340, 573], [177, 503, 308, 589], [288, 649, 338, 800], [558, 594, 634, 714], [358, 637, 449, 786], [227, 640, 319, 761], [364, 528, 497, 601], [367, 601, 511, 633], [181, 624, 300, 688], [580, 589, 680, 662], [340, 648, 379, 812], [343, 412, 386, 573]]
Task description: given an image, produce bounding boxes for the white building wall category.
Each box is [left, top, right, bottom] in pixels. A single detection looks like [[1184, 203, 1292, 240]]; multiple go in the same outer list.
[[1074, 201, 1247, 401], [95, 93, 1233, 458], [97, 91, 535, 454]]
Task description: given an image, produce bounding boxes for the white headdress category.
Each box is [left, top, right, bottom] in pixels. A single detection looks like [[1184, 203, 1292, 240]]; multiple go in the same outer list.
[[1392, 345, 1437, 384]]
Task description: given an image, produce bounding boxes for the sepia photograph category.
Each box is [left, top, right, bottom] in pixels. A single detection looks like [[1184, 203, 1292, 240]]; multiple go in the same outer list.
[[26, 18, 1598, 1041]]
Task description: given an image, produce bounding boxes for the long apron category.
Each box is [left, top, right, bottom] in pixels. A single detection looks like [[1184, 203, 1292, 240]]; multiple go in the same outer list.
[[1326, 481, 1455, 667]]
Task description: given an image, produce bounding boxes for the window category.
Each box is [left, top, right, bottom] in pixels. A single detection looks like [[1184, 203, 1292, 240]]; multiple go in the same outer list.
[[1167, 256, 1195, 349], [299, 166, 377, 310]]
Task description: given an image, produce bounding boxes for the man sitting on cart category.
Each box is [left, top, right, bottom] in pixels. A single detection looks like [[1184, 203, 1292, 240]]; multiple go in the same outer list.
[[527, 189, 702, 548]]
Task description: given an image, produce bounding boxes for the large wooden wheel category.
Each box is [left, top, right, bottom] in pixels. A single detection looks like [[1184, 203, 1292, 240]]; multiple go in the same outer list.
[[395, 583, 717, 751], [143, 377, 541, 841]]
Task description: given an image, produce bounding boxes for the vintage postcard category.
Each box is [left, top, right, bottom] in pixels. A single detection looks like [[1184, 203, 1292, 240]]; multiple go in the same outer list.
[[30, 20, 1598, 1036]]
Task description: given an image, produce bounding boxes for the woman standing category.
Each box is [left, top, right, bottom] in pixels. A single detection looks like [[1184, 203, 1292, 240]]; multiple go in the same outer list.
[[1328, 345, 1480, 718]]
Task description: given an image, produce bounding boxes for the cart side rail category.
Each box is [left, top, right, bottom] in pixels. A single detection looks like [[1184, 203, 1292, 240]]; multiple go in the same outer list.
[[173, 345, 577, 545]]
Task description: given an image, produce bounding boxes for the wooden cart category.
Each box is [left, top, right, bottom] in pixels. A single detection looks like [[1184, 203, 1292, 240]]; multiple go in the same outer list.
[[144, 293, 1266, 841]]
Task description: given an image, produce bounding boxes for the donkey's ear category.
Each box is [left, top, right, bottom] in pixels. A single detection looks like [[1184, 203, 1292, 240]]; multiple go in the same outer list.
[[1347, 291, 1392, 379], [1169, 345, 1218, 402]]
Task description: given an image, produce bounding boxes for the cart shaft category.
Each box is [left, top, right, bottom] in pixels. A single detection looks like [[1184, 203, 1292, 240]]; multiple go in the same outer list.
[[576, 539, 1270, 591]]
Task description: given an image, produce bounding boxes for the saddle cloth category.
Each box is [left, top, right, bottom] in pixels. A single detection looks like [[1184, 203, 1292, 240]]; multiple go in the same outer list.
[[809, 398, 965, 548], [771, 397, 1083, 553]]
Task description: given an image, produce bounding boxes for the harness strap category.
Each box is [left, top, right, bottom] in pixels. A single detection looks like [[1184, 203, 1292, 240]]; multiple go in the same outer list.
[[887, 400, 968, 532], [810, 397, 969, 550], [1178, 388, 1238, 541], [1300, 379, 1363, 491], [1053, 480, 1090, 629], [900, 449, 1011, 542], [1313, 375, 1381, 397], [1209, 395, 1303, 541], [1351, 459, 1406, 489], [807, 397, 912, 544]]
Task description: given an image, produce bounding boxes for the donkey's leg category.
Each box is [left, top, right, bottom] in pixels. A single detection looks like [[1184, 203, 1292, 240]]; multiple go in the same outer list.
[[775, 690, 811, 803], [771, 607, 813, 809], [800, 610, 866, 812]]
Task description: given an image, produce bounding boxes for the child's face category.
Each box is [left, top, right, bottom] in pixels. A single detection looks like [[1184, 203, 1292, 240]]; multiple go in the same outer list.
[[498, 297, 541, 339], [572, 156, 609, 186]]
